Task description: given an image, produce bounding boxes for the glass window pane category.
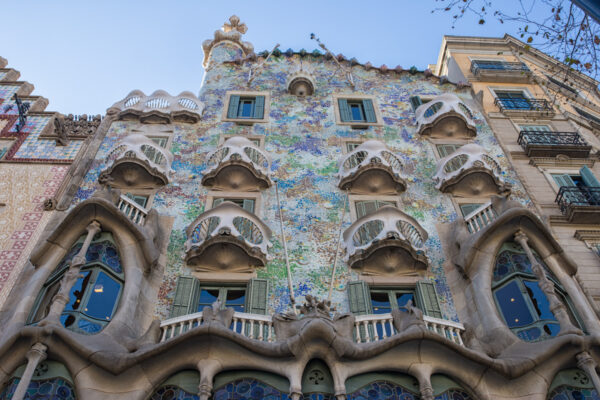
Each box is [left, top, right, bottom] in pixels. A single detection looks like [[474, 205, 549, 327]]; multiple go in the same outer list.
[[84, 271, 121, 321], [370, 291, 391, 314], [350, 103, 365, 121], [64, 270, 92, 311], [225, 289, 246, 312], [198, 289, 220, 310], [346, 142, 361, 152], [523, 280, 556, 321], [494, 281, 534, 328], [395, 292, 415, 308], [239, 99, 254, 118], [149, 137, 168, 147]]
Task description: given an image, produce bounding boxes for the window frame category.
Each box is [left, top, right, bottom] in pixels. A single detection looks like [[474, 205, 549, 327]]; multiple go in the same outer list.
[[369, 287, 418, 314], [206, 191, 262, 215], [196, 284, 247, 313], [219, 134, 265, 149], [333, 94, 382, 128], [222, 91, 271, 124], [348, 194, 399, 221]]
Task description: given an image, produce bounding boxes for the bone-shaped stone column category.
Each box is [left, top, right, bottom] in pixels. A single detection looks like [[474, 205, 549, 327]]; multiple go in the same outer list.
[[11, 343, 47, 400]]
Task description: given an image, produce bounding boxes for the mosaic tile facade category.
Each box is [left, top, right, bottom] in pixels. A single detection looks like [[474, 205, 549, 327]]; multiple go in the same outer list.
[[72, 43, 532, 321]]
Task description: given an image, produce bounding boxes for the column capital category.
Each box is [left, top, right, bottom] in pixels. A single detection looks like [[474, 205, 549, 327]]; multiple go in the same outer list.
[[513, 229, 529, 244], [577, 351, 597, 370], [86, 220, 102, 235], [26, 343, 47, 363]]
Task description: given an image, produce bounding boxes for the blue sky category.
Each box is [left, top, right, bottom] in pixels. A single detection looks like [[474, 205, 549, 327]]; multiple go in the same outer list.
[[1, 0, 526, 115]]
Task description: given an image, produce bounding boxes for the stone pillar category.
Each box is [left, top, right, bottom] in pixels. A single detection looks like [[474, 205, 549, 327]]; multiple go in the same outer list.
[[43, 221, 101, 324], [514, 230, 582, 336], [410, 364, 434, 400], [12, 343, 47, 400], [577, 352, 600, 394], [198, 382, 212, 400]]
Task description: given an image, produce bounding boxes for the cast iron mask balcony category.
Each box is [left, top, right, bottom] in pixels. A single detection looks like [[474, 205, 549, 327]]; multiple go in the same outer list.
[[342, 205, 429, 276], [470, 60, 532, 82], [434, 143, 510, 197], [100, 134, 173, 188], [555, 186, 600, 224], [415, 93, 477, 139], [185, 201, 272, 272], [337, 140, 406, 194], [202, 136, 272, 191], [494, 97, 554, 117], [518, 131, 591, 158]]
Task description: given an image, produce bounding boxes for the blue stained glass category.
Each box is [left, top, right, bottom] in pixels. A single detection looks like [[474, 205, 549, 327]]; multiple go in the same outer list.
[[516, 326, 542, 341], [86, 240, 122, 274], [213, 379, 290, 400], [64, 271, 92, 312], [77, 318, 103, 333], [150, 385, 200, 400], [523, 280, 556, 321], [0, 377, 76, 399], [84, 271, 121, 320], [494, 281, 534, 328], [434, 388, 474, 399], [548, 386, 600, 400], [347, 381, 420, 400]]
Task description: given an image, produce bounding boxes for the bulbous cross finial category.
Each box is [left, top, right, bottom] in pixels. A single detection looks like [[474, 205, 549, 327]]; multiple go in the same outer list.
[[223, 15, 247, 34]]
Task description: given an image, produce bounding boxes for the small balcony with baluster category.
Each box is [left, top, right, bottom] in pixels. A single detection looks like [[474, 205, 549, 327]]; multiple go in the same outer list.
[[342, 206, 429, 276], [99, 134, 174, 188], [201, 136, 272, 191], [337, 140, 406, 194], [184, 201, 272, 273], [556, 186, 600, 224], [415, 93, 477, 139], [433, 143, 510, 197], [470, 60, 532, 83], [517, 130, 591, 158]]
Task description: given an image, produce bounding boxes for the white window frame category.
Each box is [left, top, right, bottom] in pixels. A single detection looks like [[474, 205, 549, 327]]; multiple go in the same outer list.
[[348, 194, 399, 221], [206, 190, 262, 215]]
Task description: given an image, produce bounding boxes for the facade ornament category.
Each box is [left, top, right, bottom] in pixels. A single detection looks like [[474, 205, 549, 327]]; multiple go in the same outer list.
[[43, 197, 56, 211], [299, 294, 334, 319], [576, 352, 600, 394], [53, 114, 68, 145], [202, 15, 254, 68], [202, 299, 234, 327], [11, 343, 47, 400], [13, 93, 30, 133], [107, 90, 204, 123], [51, 114, 101, 145], [513, 230, 583, 336], [392, 300, 426, 333]]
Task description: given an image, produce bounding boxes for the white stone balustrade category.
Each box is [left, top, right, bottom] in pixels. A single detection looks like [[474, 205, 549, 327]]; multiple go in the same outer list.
[[463, 201, 497, 234], [433, 143, 505, 192], [415, 93, 476, 138], [185, 201, 272, 261], [160, 311, 275, 342], [116, 194, 148, 226], [106, 133, 174, 180]]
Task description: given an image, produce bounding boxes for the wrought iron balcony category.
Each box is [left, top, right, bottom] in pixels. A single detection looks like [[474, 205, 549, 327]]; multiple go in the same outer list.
[[494, 97, 554, 116], [434, 144, 509, 197], [555, 186, 600, 223], [100, 134, 173, 188], [342, 206, 429, 276], [202, 136, 272, 190], [184, 201, 272, 272], [518, 130, 591, 158], [470, 61, 531, 82], [415, 93, 476, 138], [337, 140, 406, 194]]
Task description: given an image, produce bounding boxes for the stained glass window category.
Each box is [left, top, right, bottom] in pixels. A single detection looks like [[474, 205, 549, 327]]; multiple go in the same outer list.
[[435, 388, 475, 399], [29, 232, 124, 335], [548, 369, 599, 400], [347, 380, 420, 399], [492, 242, 580, 342], [149, 385, 200, 400], [0, 377, 76, 399], [213, 378, 290, 400]]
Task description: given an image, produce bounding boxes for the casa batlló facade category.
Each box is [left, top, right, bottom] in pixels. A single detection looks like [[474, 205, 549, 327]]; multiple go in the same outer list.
[[1, 16, 600, 400]]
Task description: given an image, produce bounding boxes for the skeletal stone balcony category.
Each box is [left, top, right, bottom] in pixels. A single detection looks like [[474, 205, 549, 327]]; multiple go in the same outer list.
[[338, 140, 406, 194], [556, 186, 600, 224], [342, 206, 429, 276], [415, 93, 476, 139], [202, 136, 271, 191], [100, 134, 174, 188], [434, 143, 510, 197], [470, 60, 532, 83], [517, 130, 591, 158], [107, 89, 205, 124], [185, 201, 272, 272]]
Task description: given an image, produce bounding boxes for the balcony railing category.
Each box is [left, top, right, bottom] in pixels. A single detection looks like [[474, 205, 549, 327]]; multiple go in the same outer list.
[[116, 194, 148, 225], [494, 97, 553, 113], [415, 93, 476, 138], [463, 202, 497, 234], [160, 311, 275, 342], [354, 313, 465, 345], [159, 310, 465, 346], [556, 186, 600, 214], [518, 130, 591, 158], [470, 60, 530, 75]]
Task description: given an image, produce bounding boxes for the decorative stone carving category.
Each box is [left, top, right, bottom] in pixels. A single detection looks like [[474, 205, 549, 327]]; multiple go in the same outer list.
[[342, 205, 429, 275], [48, 114, 101, 145], [415, 93, 476, 138], [185, 201, 272, 272], [202, 15, 254, 68], [433, 143, 510, 196], [202, 299, 235, 328], [107, 90, 204, 123], [100, 133, 174, 188], [202, 136, 272, 190], [391, 299, 426, 333], [337, 140, 406, 194], [287, 64, 316, 96]]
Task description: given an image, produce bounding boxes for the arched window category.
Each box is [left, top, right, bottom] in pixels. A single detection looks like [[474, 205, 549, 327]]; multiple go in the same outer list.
[[432, 374, 476, 399], [0, 361, 76, 400], [29, 232, 124, 335], [492, 242, 580, 342], [547, 368, 598, 400], [346, 372, 421, 399], [213, 370, 290, 400], [149, 371, 200, 400]]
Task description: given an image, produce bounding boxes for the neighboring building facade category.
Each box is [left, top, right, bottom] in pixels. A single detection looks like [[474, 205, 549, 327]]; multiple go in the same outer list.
[[1, 17, 600, 400]]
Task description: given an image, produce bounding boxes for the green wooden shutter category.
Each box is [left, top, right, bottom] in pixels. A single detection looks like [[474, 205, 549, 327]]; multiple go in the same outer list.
[[242, 198, 255, 213], [338, 99, 351, 122], [347, 280, 372, 315], [170, 276, 200, 318], [552, 174, 576, 188], [459, 203, 483, 217], [246, 278, 269, 315], [409, 96, 423, 111], [253, 96, 265, 119], [580, 166, 600, 187], [362, 99, 377, 123], [416, 280, 442, 318], [227, 95, 240, 118]]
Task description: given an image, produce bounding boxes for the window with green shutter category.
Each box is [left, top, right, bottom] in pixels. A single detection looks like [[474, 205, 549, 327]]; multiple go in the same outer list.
[[227, 95, 266, 120], [170, 276, 200, 318], [347, 280, 372, 315], [416, 280, 442, 318], [580, 165, 600, 188], [197, 285, 246, 312], [245, 278, 269, 315], [369, 288, 416, 314], [409, 96, 423, 111], [338, 98, 378, 123]]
